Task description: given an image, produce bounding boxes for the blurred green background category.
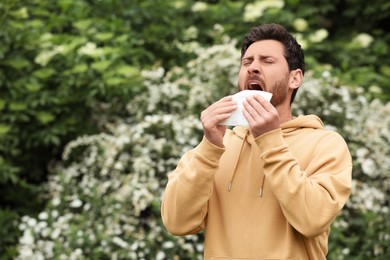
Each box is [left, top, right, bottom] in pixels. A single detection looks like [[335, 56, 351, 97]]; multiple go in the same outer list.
[[1, 0, 389, 259]]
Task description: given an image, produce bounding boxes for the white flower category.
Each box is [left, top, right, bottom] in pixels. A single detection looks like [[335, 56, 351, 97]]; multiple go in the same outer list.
[[35, 45, 66, 66], [183, 26, 198, 41], [51, 228, 61, 240], [192, 2, 208, 12], [27, 218, 37, 227], [361, 158, 376, 177], [70, 248, 83, 260], [51, 210, 59, 219], [293, 18, 308, 32], [156, 251, 166, 260], [70, 198, 83, 208], [309, 29, 328, 43], [36, 221, 47, 232], [342, 248, 350, 255], [18, 246, 34, 260], [38, 212, 49, 220], [19, 223, 27, 231], [114, 135, 130, 148], [20, 230, 34, 245], [321, 70, 331, 79], [78, 42, 104, 57], [82, 202, 90, 211], [41, 227, 50, 238], [214, 24, 225, 34], [112, 236, 128, 248], [353, 33, 374, 48], [141, 67, 165, 80], [294, 33, 308, 49], [244, 0, 284, 22], [162, 241, 175, 249], [171, 0, 185, 9], [52, 197, 61, 207]]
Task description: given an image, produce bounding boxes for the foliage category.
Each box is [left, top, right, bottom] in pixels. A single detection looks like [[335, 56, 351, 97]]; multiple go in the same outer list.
[[16, 41, 390, 259], [1, 0, 390, 257], [16, 40, 239, 260]]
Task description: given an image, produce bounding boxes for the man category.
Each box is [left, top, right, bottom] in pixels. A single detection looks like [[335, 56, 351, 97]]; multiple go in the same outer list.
[[161, 23, 352, 259]]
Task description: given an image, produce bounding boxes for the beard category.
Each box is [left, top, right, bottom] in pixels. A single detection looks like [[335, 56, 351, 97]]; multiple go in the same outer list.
[[237, 73, 290, 107], [269, 75, 289, 107]]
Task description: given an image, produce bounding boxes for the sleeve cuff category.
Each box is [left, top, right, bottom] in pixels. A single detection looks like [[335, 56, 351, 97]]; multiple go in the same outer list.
[[194, 136, 225, 164], [254, 128, 285, 154]]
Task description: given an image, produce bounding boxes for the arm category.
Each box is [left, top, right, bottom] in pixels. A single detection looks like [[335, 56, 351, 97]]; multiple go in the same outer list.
[[257, 129, 352, 238], [161, 96, 236, 235], [161, 137, 224, 235]]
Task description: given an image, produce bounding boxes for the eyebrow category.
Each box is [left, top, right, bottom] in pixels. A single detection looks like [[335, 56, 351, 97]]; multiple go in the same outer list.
[[242, 55, 277, 61]]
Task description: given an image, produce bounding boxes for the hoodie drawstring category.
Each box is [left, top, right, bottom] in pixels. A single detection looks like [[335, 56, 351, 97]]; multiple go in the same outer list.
[[247, 136, 266, 198], [227, 129, 266, 198], [228, 130, 249, 192], [259, 174, 265, 197]]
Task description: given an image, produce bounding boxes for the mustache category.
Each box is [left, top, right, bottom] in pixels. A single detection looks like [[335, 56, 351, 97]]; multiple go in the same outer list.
[[246, 75, 265, 87]]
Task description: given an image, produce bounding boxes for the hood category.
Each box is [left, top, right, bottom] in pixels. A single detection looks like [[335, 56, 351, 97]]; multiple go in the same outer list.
[[282, 115, 324, 133], [232, 115, 324, 138]]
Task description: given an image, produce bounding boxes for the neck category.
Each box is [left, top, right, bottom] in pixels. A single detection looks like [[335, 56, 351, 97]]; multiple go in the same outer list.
[[276, 103, 293, 124], [279, 112, 293, 124]]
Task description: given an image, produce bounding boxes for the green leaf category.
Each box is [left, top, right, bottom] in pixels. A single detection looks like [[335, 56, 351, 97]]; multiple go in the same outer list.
[[0, 99, 6, 111], [73, 19, 93, 31], [70, 64, 89, 74], [9, 102, 27, 111], [27, 19, 44, 29], [91, 60, 111, 72], [10, 7, 29, 19], [94, 32, 114, 41], [0, 124, 11, 136], [115, 65, 140, 78], [35, 112, 55, 124], [105, 77, 126, 86], [26, 83, 42, 92], [380, 65, 390, 77], [5, 58, 31, 69], [33, 68, 56, 79]]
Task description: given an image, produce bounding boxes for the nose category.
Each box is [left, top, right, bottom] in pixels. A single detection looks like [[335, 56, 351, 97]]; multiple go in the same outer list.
[[248, 61, 261, 75]]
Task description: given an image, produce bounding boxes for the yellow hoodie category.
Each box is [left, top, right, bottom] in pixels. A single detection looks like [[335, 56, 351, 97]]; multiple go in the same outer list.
[[161, 115, 352, 259]]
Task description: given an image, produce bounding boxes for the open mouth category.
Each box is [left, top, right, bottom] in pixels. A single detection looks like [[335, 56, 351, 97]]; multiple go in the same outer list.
[[247, 81, 264, 91]]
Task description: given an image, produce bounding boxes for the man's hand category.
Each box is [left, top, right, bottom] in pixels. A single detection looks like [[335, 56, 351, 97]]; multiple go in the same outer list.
[[243, 95, 280, 138], [201, 96, 237, 148]]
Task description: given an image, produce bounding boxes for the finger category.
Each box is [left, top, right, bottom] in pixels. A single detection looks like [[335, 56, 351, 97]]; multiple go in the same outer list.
[[242, 100, 264, 124], [251, 94, 274, 112], [203, 96, 234, 114], [245, 96, 267, 116], [202, 102, 236, 121], [201, 98, 237, 125]]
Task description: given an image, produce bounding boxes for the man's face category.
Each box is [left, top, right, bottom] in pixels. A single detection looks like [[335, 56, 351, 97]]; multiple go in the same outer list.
[[238, 40, 291, 107]]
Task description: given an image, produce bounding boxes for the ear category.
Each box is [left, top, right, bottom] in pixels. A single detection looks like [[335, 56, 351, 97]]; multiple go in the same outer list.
[[288, 69, 303, 90]]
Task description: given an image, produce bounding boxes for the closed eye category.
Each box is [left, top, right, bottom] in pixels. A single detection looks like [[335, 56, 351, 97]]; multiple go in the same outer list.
[[262, 57, 275, 64], [242, 57, 253, 66]]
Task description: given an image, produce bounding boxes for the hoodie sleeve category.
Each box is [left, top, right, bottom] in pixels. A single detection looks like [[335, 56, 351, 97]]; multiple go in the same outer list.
[[256, 128, 352, 238], [161, 136, 224, 236]]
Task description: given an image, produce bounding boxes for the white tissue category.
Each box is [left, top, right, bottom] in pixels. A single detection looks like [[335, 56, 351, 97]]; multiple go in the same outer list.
[[219, 90, 273, 126]]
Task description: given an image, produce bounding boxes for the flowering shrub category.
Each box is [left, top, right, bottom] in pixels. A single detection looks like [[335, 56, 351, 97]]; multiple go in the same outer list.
[[17, 41, 389, 259], [294, 73, 390, 257]]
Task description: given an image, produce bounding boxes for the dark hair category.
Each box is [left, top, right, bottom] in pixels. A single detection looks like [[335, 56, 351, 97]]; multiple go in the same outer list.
[[241, 23, 305, 103]]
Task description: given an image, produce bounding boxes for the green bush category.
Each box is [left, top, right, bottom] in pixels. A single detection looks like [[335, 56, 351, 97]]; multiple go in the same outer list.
[[1, 0, 390, 257]]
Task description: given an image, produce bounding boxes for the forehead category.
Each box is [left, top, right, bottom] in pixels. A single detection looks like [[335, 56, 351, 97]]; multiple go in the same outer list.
[[244, 40, 285, 58]]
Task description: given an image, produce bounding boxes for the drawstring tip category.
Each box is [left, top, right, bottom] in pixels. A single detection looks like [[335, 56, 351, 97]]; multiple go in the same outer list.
[[259, 187, 263, 197], [228, 182, 232, 192]]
